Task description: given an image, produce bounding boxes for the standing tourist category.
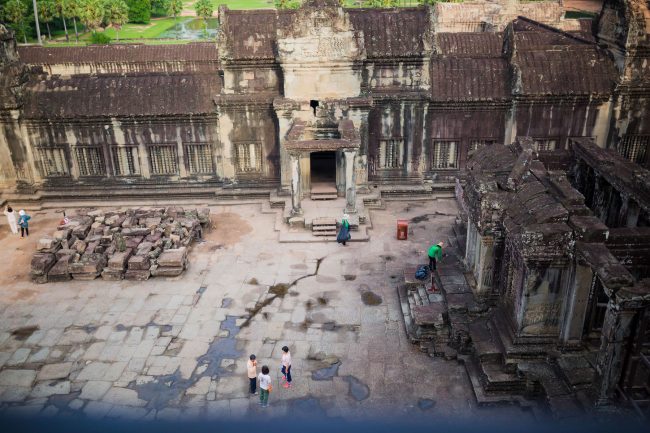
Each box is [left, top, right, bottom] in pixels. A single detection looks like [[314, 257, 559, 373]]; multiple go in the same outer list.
[[258, 365, 272, 407], [281, 345, 292, 389], [3, 206, 18, 235], [427, 241, 444, 272], [18, 209, 31, 238], [247, 354, 258, 396], [337, 214, 351, 246]]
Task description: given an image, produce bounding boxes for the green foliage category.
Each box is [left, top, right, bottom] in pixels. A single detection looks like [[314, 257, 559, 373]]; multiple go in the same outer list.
[[103, 0, 129, 28], [1, 0, 29, 42], [38, 0, 57, 24], [89, 30, 111, 43], [194, 0, 212, 20], [168, 0, 181, 18], [274, 0, 301, 9], [78, 0, 104, 32], [126, 0, 150, 24]]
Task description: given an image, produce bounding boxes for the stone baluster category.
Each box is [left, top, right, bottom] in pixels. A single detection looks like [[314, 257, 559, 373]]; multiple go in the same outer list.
[[290, 152, 302, 216], [344, 149, 357, 214]]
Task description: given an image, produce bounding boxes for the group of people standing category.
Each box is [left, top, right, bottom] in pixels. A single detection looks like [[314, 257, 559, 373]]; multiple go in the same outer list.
[[3, 206, 31, 238], [246, 346, 292, 408]]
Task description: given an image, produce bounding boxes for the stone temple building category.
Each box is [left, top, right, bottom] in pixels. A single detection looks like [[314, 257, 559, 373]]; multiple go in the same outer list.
[[0, 0, 649, 417]]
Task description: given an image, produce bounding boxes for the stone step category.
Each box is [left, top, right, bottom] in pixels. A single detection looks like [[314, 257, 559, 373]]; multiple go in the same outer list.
[[310, 193, 338, 200], [313, 218, 337, 226], [311, 184, 338, 194], [312, 225, 337, 231], [313, 230, 337, 236]]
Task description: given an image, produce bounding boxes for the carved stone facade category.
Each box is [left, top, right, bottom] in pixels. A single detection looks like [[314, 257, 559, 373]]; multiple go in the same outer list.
[[1, 0, 648, 206]]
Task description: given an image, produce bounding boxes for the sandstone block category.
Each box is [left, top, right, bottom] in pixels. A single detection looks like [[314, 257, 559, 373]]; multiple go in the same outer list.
[[142, 217, 161, 230], [72, 224, 91, 240], [72, 239, 87, 254], [37, 236, 60, 252], [31, 253, 56, 276], [145, 232, 162, 243], [108, 249, 133, 271], [125, 236, 144, 249], [122, 228, 150, 237], [157, 248, 187, 268], [48, 258, 73, 282], [53, 228, 72, 241], [128, 255, 150, 271], [151, 266, 184, 277], [124, 269, 150, 281], [101, 268, 124, 281], [55, 249, 76, 260]]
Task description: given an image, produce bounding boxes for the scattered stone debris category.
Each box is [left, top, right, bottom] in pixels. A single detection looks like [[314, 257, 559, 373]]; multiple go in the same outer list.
[[30, 207, 210, 283]]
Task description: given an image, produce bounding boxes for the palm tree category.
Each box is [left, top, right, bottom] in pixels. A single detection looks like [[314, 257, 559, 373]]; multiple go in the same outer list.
[[169, 0, 182, 22], [103, 0, 128, 41], [32, 0, 43, 44], [2, 0, 29, 43], [39, 0, 57, 40], [194, 0, 213, 37], [54, 0, 69, 42], [78, 0, 105, 34], [64, 1, 80, 43]]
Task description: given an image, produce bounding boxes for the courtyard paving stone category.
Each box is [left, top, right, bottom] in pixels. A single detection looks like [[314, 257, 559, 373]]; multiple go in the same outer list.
[[0, 201, 539, 422]]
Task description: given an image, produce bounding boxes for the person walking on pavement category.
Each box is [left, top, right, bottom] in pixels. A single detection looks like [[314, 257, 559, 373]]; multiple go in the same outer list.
[[281, 345, 292, 388], [428, 241, 444, 272], [258, 365, 272, 407], [247, 354, 258, 396], [18, 209, 31, 238], [337, 214, 351, 246], [3, 206, 18, 235]]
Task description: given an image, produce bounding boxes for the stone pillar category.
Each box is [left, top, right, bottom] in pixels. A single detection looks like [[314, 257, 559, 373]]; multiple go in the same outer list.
[[560, 261, 594, 345], [595, 302, 637, 405], [290, 152, 302, 215], [344, 149, 357, 213]]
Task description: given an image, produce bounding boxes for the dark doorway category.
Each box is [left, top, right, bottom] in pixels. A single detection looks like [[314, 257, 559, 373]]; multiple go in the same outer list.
[[310, 151, 336, 184]]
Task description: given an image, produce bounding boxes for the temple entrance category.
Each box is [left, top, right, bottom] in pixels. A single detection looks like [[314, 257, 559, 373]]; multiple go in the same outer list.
[[310, 151, 337, 200]]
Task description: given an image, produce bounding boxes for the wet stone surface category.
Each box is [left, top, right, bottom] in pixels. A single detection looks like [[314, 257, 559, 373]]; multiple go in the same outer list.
[[0, 202, 537, 422]]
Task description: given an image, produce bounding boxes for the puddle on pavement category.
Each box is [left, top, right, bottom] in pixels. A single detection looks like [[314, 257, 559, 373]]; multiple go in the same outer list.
[[312, 362, 341, 381], [269, 283, 289, 296], [221, 298, 233, 308], [379, 255, 395, 262], [361, 291, 383, 306], [317, 296, 328, 306], [418, 398, 436, 410], [344, 376, 370, 401], [132, 315, 242, 409], [343, 274, 356, 281], [247, 278, 259, 285], [11, 325, 39, 341], [410, 214, 431, 223]]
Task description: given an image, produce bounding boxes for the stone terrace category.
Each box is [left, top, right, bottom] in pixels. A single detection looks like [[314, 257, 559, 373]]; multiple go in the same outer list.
[[0, 200, 538, 422]]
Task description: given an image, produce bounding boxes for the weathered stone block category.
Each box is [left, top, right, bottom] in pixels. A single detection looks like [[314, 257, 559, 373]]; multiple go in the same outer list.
[[101, 268, 124, 281], [124, 269, 151, 281], [53, 229, 72, 241], [31, 253, 56, 276], [126, 236, 144, 249], [55, 249, 77, 260], [197, 208, 210, 225], [72, 224, 91, 240], [47, 258, 73, 282], [37, 236, 60, 252], [157, 248, 187, 268], [128, 255, 150, 270], [72, 239, 87, 254], [108, 249, 133, 271], [151, 266, 184, 277], [145, 232, 162, 243], [122, 228, 150, 237], [142, 217, 162, 230]]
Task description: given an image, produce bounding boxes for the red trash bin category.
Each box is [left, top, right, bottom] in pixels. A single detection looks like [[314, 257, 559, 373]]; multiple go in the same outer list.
[[397, 219, 408, 240]]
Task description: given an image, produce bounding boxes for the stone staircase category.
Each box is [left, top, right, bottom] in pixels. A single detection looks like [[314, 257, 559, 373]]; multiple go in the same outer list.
[[311, 217, 337, 237], [310, 184, 338, 200]]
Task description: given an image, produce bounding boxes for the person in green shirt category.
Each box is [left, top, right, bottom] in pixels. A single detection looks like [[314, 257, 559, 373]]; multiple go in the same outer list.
[[428, 241, 444, 272]]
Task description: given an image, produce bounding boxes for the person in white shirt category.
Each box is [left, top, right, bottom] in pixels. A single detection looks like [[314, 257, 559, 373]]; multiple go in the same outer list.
[[3, 206, 18, 235], [258, 365, 271, 407], [247, 354, 258, 396], [281, 345, 292, 388]]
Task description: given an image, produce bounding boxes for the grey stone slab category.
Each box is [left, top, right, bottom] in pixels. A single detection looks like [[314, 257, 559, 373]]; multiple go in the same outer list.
[[80, 380, 113, 400], [30, 380, 71, 398], [37, 362, 72, 381], [102, 387, 147, 407], [0, 369, 36, 387]]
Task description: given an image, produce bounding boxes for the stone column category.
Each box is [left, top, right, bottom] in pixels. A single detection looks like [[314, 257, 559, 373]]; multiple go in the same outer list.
[[290, 152, 302, 215], [344, 149, 357, 213], [595, 301, 637, 405]]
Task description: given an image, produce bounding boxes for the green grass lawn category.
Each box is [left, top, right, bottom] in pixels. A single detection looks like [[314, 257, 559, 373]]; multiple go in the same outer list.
[[101, 18, 181, 40]]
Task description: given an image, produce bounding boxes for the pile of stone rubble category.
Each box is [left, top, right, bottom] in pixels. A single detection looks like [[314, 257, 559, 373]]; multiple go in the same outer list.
[[30, 207, 210, 283]]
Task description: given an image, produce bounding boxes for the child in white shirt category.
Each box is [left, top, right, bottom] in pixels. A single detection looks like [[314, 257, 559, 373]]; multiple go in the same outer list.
[[258, 365, 271, 407]]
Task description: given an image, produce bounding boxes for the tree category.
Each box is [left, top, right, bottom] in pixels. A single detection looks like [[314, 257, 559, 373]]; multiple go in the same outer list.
[[32, 0, 42, 44], [194, 0, 212, 37], [53, 0, 69, 42], [103, 0, 128, 40], [168, 0, 182, 21], [38, 0, 57, 40], [78, 0, 104, 33], [151, 0, 169, 15], [126, 0, 150, 24], [2, 0, 29, 43], [63, 0, 80, 42]]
